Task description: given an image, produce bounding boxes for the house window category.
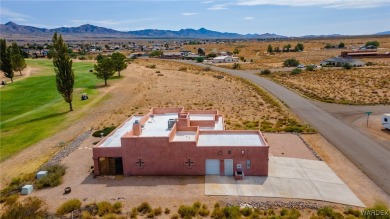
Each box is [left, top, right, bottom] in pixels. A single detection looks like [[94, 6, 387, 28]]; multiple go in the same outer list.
[[228, 150, 231, 154], [246, 160, 251, 169]]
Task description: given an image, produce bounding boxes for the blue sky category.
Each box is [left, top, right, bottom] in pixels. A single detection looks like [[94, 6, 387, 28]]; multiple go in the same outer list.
[[1, 0, 389, 36]]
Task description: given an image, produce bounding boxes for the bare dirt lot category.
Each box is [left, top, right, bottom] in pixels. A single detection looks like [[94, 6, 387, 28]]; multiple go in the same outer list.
[[263, 67, 390, 105]]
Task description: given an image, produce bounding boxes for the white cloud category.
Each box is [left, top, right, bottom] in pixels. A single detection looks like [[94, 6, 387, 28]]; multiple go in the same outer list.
[[181, 12, 198, 16], [0, 8, 31, 22], [236, 0, 390, 9], [207, 3, 231, 10], [243, 16, 254, 20]]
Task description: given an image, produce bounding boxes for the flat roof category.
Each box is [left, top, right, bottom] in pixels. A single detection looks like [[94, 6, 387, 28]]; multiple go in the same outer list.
[[172, 131, 196, 142], [140, 113, 178, 137], [189, 114, 215, 121], [197, 132, 265, 147], [99, 116, 143, 147], [199, 115, 224, 131]]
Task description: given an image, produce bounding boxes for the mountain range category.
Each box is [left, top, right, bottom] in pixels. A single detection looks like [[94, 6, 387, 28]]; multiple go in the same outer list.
[[0, 22, 286, 39], [1, 22, 389, 39]]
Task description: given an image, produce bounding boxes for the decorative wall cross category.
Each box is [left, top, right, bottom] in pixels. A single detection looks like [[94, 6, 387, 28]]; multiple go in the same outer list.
[[185, 159, 194, 168], [136, 159, 144, 168]]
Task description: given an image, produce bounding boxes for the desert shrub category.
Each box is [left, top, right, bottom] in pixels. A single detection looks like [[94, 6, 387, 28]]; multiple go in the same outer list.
[[81, 210, 93, 219], [232, 63, 241, 69], [223, 206, 241, 219], [193, 201, 202, 210], [154, 207, 163, 216], [283, 58, 300, 67], [250, 211, 261, 219], [317, 207, 343, 219], [211, 206, 224, 219], [56, 198, 82, 215], [241, 207, 253, 217], [178, 67, 187, 71], [2, 194, 19, 206], [165, 208, 171, 214], [35, 164, 67, 189], [146, 210, 155, 218], [92, 126, 116, 137], [155, 71, 160, 73], [1, 196, 48, 219], [130, 207, 138, 218], [260, 69, 271, 75], [102, 213, 120, 219], [84, 202, 98, 216], [137, 202, 152, 214], [290, 68, 302, 75], [113, 202, 122, 214], [366, 62, 374, 66], [157, 73, 164, 76], [213, 75, 224, 79], [198, 204, 210, 217], [97, 201, 114, 216], [196, 57, 205, 63], [203, 67, 211, 71], [343, 208, 360, 217], [214, 202, 220, 208], [343, 63, 352, 70], [306, 65, 316, 71], [146, 64, 156, 69], [280, 209, 301, 219], [178, 205, 197, 218], [171, 214, 180, 219]]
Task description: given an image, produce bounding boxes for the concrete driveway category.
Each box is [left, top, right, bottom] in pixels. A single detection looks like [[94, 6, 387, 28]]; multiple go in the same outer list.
[[205, 156, 364, 207]]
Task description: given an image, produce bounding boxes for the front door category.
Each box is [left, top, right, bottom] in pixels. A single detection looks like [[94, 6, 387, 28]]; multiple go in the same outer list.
[[224, 159, 233, 176]]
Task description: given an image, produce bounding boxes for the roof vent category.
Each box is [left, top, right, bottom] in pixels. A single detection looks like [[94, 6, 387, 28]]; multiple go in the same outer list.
[[134, 120, 139, 124], [168, 119, 176, 129]]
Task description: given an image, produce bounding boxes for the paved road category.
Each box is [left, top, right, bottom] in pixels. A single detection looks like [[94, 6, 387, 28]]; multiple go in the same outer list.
[[180, 60, 390, 195]]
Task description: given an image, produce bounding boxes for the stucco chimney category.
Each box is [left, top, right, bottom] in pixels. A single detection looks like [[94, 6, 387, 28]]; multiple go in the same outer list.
[[133, 120, 142, 136]]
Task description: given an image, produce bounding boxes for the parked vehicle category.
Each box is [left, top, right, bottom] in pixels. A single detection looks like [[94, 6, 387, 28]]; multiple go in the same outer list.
[[297, 64, 305, 68], [382, 114, 390, 130]]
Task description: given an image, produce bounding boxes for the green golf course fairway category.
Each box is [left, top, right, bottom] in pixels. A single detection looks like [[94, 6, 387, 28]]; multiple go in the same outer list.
[[0, 59, 102, 161]]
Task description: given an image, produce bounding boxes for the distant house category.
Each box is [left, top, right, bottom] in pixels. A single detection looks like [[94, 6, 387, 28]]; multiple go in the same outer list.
[[212, 56, 239, 63], [320, 57, 365, 67], [180, 50, 191, 56], [340, 50, 378, 57], [161, 52, 183, 59]]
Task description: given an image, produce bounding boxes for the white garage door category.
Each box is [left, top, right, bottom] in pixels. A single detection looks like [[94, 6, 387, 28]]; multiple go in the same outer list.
[[205, 159, 220, 175]]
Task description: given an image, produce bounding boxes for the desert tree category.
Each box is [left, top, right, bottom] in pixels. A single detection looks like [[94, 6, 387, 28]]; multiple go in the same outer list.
[[267, 45, 273, 53], [233, 48, 240, 55], [93, 56, 115, 86], [52, 32, 75, 111], [295, 43, 304, 51], [338, 42, 345, 48], [10, 42, 27, 75], [283, 58, 300, 67], [111, 52, 128, 77], [0, 39, 14, 83]]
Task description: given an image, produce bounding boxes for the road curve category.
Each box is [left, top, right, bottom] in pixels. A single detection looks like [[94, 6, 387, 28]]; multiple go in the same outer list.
[[180, 60, 390, 195]]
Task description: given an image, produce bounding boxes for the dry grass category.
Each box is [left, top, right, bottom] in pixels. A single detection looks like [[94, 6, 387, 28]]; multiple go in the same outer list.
[[183, 37, 390, 70], [261, 67, 390, 105]]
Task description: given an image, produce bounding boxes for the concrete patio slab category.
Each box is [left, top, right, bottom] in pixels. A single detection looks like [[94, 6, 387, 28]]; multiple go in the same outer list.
[[205, 156, 364, 207]]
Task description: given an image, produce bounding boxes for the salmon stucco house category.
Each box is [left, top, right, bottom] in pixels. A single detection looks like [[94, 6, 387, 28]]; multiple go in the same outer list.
[[92, 108, 269, 177]]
